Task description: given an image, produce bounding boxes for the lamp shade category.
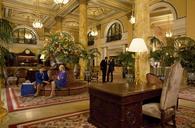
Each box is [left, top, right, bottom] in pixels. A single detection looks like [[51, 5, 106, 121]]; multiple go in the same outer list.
[[128, 38, 148, 52]]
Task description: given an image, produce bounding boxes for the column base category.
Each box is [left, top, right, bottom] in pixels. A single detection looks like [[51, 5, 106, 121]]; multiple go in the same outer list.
[[0, 106, 7, 122], [0, 100, 7, 122]]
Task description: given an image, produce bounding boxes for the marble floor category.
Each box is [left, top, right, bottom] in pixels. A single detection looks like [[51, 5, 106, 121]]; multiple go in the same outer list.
[[1, 80, 195, 128]]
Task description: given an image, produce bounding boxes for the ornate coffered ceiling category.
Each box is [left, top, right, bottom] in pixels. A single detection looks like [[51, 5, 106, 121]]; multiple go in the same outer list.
[[2, 0, 132, 30], [1, 0, 173, 33]]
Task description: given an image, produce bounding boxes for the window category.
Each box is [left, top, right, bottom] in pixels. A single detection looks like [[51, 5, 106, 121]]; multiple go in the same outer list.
[[13, 28, 37, 44], [88, 32, 95, 46], [106, 23, 122, 42]]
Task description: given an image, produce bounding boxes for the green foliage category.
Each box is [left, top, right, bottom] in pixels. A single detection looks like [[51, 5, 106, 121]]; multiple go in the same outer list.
[[42, 32, 100, 70], [117, 51, 135, 69], [81, 48, 100, 71], [150, 36, 195, 71], [0, 19, 13, 78], [177, 37, 195, 72], [42, 32, 84, 65], [0, 19, 13, 43]]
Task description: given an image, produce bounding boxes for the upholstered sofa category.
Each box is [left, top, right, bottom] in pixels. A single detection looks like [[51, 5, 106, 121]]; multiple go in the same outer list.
[[39, 69, 88, 96]]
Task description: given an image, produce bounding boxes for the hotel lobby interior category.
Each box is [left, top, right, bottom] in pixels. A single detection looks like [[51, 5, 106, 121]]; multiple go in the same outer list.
[[0, 0, 195, 128]]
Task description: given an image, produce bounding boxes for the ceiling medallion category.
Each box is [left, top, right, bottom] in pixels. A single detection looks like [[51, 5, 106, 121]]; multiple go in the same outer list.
[[88, 7, 104, 17], [54, 0, 69, 5]]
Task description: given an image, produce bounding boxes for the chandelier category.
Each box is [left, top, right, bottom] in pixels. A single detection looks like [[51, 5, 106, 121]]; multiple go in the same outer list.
[[32, 19, 43, 29], [129, 6, 135, 24], [32, 0, 43, 29], [91, 30, 98, 36], [25, 16, 32, 39], [165, 15, 173, 37], [165, 31, 173, 38], [90, 27, 98, 36], [54, 0, 69, 5], [25, 33, 32, 39]]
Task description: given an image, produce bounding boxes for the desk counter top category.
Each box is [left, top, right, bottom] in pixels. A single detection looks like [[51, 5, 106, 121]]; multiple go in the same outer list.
[[89, 83, 162, 97]]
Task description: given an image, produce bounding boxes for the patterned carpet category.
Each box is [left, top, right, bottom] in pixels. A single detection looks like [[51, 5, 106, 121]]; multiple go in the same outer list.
[[6, 87, 89, 112], [179, 87, 195, 102], [9, 106, 195, 128]]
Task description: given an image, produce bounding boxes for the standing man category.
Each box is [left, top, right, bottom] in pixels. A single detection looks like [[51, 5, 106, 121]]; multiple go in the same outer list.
[[107, 58, 115, 82], [100, 57, 108, 83]]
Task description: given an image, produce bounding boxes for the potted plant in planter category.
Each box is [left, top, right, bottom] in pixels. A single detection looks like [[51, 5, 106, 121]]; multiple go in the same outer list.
[[177, 37, 195, 84], [117, 51, 135, 82], [42, 32, 84, 69], [0, 18, 13, 120], [80, 48, 100, 81]]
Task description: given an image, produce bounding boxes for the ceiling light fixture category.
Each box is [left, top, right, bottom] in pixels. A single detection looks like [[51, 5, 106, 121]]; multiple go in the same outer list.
[[54, 0, 69, 5], [90, 27, 98, 36], [25, 16, 32, 39], [165, 15, 173, 38], [33, 19, 43, 29], [32, 0, 43, 29], [129, 5, 135, 24], [25, 33, 32, 39]]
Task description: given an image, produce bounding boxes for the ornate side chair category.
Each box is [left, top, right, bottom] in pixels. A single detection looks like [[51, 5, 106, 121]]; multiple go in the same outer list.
[[142, 62, 183, 127]]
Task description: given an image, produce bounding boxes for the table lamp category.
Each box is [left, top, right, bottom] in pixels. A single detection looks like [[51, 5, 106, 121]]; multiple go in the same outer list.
[[127, 38, 148, 84]]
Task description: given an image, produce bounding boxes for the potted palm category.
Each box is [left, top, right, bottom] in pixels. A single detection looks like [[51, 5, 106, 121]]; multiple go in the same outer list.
[[80, 48, 100, 81], [117, 51, 135, 81], [177, 37, 195, 83], [0, 18, 13, 120]]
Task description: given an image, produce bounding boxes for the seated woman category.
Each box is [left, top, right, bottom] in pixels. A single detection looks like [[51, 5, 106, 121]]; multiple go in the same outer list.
[[50, 64, 68, 97], [34, 66, 50, 96]]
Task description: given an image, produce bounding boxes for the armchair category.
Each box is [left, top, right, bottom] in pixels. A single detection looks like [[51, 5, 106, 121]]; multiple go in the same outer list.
[[142, 62, 183, 127]]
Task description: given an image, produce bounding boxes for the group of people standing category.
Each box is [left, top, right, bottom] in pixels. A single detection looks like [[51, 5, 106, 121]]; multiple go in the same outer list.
[[34, 64, 68, 97], [100, 57, 115, 83]]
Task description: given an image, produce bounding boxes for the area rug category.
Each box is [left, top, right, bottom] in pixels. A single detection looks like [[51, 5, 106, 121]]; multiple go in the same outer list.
[[179, 87, 195, 102], [6, 87, 89, 112], [8, 106, 195, 128]]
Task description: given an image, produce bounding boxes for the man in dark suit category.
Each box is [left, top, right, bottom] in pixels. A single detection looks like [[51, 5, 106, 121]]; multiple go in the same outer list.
[[107, 58, 115, 82], [100, 57, 108, 83]]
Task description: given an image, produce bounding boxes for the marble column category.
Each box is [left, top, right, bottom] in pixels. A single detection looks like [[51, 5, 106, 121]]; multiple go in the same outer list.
[[36, 27, 45, 40], [79, 0, 87, 79], [0, 0, 2, 18], [134, 0, 150, 83], [0, 0, 7, 122], [55, 16, 63, 32]]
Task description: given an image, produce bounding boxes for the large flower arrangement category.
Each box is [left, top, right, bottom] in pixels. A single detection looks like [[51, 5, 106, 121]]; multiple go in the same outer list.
[[42, 32, 84, 67]]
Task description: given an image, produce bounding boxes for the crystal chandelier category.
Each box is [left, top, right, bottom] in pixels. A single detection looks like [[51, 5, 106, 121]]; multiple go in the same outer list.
[[165, 31, 173, 37], [129, 15, 135, 24], [91, 30, 98, 36], [32, 19, 43, 29], [90, 27, 98, 36], [32, 0, 43, 29], [25, 33, 32, 39], [129, 7, 135, 24], [165, 15, 173, 37], [25, 16, 32, 39], [54, 0, 69, 4]]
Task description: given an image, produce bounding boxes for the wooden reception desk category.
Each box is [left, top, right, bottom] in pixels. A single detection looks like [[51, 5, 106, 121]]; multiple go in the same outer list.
[[88, 83, 162, 128]]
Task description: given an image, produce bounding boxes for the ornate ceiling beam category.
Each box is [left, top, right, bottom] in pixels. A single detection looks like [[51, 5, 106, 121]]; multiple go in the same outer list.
[[55, 0, 79, 17], [2, 0, 55, 16], [90, 0, 132, 12]]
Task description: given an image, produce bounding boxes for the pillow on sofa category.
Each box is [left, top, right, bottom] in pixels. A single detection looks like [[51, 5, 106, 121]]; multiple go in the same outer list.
[[146, 73, 162, 85]]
